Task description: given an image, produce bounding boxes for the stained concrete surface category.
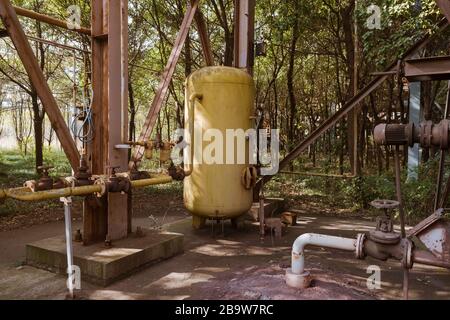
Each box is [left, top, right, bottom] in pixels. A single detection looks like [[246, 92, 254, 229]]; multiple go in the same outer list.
[[0, 214, 449, 300]]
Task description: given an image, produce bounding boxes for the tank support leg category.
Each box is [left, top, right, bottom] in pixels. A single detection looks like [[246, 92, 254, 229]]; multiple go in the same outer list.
[[192, 215, 207, 229]]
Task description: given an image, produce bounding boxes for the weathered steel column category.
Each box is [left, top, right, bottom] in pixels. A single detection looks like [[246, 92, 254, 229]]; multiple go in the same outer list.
[[85, 0, 130, 244], [233, 0, 255, 75]]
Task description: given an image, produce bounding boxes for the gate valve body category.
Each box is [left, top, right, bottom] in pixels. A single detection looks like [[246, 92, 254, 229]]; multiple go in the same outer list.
[[106, 166, 131, 194]]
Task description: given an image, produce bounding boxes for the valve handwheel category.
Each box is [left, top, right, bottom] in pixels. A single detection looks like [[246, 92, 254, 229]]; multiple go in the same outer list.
[[370, 199, 399, 210]]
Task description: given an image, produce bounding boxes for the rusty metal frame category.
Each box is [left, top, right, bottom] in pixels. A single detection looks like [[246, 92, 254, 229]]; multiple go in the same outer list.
[[256, 19, 450, 189], [195, 7, 214, 66], [404, 55, 450, 81], [0, 0, 81, 170], [13, 5, 91, 35], [437, 0, 450, 23], [130, 0, 202, 167]]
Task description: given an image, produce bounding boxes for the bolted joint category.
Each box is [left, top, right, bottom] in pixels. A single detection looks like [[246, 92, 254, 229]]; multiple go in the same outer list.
[[356, 233, 366, 259], [402, 239, 414, 269], [107, 176, 131, 194]]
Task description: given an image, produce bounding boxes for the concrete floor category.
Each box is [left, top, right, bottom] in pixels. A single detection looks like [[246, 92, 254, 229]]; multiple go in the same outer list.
[[0, 214, 449, 300]]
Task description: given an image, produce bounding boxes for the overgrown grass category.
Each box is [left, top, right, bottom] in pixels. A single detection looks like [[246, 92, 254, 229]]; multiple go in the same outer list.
[[0, 148, 71, 217], [0, 148, 442, 223], [266, 156, 440, 223]]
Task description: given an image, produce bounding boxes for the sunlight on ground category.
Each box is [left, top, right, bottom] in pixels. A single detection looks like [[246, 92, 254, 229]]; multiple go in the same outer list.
[[145, 272, 214, 290], [190, 242, 289, 257], [87, 290, 145, 300], [90, 248, 141, 260]]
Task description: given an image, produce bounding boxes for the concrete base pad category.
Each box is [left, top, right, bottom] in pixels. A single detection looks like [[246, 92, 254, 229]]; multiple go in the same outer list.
[[26, 229, 184, 286]]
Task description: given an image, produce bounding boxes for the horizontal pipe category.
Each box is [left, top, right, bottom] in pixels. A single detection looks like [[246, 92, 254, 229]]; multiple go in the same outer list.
[[4, 185, 102, 201], [0, 175, 173, 202], [280, 171, 354, 179], [130, 175, 173, 188], [14, 6, 91, 36], [291, 233, 358, 274]]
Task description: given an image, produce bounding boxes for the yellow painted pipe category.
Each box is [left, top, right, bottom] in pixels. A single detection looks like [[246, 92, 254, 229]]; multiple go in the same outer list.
[[4, 185, 102, 202], [0, 175, 173, 202], [130, 175, 173, 188]]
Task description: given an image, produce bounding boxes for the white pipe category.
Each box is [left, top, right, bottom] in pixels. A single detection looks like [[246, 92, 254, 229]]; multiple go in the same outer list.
[[291, 233, 357, 274], [61, 197, 74, 298]]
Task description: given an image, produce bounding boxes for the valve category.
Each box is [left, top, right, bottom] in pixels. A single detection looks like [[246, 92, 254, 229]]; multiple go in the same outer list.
[[369, 199, 401, 245], [75, 155, 92, 186], [106, 165, 130, 194], [36, 165, 55, 191]]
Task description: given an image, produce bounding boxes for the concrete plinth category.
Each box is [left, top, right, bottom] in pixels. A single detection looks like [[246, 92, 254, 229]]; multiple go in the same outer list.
[[26, 229, 184, 286]]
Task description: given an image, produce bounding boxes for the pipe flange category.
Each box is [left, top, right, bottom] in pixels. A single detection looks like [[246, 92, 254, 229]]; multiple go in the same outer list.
[[356, 233, 366, 259], [64, 177, 77, 188], [285, 268, 311, 289], [402, 239, 414, 269], [420, 120, 433, 148], [440, 119, 450, 149], [94, 178, 107, 198]]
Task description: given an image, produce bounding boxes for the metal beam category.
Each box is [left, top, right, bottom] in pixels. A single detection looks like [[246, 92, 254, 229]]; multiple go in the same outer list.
[[130, 0, 200, 167], [436, 0, 450, 23], [0, 0, 80, 170], [233, 0, 255, 74], [256, 19, 449, 188], [13, 5, 91, 36], [106, 0, 129, 241], [404, 55, 450, 81], [194, 7, 214, 66]]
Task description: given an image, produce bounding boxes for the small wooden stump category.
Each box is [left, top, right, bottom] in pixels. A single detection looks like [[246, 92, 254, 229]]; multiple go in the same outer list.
[[281, 212, 298, 226]]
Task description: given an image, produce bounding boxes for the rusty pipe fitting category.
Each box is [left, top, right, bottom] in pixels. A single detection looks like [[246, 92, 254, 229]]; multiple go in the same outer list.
[[374, 120, 450, 149], [361, 237, 414, 270]]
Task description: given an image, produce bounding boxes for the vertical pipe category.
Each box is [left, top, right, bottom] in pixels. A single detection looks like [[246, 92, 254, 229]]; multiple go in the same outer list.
[[436, 81, 450, 209], [394, 145, 406, 238], [403, 269, 409, 300], [62, 197, 74, 299], [259, 181, 265, 241], [394, 146, 409, 299]]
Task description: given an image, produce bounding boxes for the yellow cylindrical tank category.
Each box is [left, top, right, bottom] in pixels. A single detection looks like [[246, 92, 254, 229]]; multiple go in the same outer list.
[[184, 66, 255, 225]]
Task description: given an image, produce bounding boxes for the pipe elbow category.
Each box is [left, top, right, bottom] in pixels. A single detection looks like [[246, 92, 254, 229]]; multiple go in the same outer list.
[[292, 233, 315, 255]]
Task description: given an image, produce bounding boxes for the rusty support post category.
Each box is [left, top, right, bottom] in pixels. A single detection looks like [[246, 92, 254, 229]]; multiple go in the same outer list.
[[394, 145, 409, 300], [130, 0, 200, 167], [83, 0, 108, 245], [84, 0, 130, 244], [394, 146, 406, 238], [436, 0, 450, 23], [0, 0, 80, 170], [438, 82, 450, 208], [13, 5, 91, 35], [106, 0, 130, 241], [194, 7, 214, 66], [255, 19, 449, 190]]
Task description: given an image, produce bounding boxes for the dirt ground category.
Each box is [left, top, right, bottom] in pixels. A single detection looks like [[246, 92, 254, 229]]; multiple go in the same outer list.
[[0, 197, 449, 300]]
